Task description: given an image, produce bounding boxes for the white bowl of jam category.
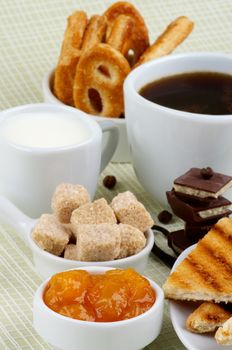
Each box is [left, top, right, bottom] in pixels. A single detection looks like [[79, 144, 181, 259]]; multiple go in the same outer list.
[[33, 266, 164, 350]]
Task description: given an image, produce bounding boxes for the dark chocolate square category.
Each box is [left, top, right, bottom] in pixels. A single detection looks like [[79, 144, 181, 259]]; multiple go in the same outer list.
[[167, 190, 231, 223], [174, 168, 232, 195]]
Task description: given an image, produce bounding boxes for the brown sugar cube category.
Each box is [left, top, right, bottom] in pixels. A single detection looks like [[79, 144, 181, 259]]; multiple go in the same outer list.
[[111, 191, 154, 232], [32, 214, 70, 256], [117, 224, 146, 259], [64, 244, 78, 260], [73, 224, 121, 261], [70, 198, 117, 228], [51, 183, 90, 224], [62, 223, 76, 243]]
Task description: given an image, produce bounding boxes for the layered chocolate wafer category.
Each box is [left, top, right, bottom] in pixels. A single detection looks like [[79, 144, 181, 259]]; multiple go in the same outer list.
[[167, 190, 232, 223], [173, 167, 232, 200]]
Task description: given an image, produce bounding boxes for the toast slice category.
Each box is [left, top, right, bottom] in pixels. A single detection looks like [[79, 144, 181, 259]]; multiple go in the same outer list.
[[215, 316, 232, 345], [186, 302, 231, 333], [163, 217, 232, 303]]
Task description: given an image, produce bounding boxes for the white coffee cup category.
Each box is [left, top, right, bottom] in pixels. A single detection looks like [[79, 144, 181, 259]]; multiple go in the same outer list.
[[0, 103, 119, 217], [124, 53, 232, 206]]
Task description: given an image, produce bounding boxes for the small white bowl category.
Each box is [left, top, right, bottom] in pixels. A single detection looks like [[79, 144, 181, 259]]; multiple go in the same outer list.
[[33, 266, 164, 350], [30, 227, 154, 279], [42, 69, 131, 163], [0, 195, 154, 280]]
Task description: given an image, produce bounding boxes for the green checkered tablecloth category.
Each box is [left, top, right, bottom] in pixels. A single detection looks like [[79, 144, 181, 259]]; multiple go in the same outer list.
[[0, 1, 232, 349]]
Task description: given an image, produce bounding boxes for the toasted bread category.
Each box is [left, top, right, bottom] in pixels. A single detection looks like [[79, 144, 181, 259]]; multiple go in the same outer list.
[[163, 217, 232, 303], [186, 302, 231, 333], [215, 316, 232, 345]]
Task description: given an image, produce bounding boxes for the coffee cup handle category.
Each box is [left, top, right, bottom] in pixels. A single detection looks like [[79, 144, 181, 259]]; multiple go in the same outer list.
[[99, 121, 119, 172]]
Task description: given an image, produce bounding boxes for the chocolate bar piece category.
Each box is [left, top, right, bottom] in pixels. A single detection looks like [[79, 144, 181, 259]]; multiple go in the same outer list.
[[167, 229, 192, 255], [185, 219, 219, 243], [173, 168, 232, 199], [175, 192, 214, 205], [167, 190, 231, 223]]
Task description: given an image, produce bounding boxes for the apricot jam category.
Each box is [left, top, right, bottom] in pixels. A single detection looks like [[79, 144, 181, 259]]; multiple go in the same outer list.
[[43, 269, 156, 322]]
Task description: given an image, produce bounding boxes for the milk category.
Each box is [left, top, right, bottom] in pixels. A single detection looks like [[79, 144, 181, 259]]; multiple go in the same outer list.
[[1, 112, 91, 148]]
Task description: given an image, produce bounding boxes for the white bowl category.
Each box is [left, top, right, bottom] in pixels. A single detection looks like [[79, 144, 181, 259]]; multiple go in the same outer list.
[[0, 195, 155, 280], [33, 266, 164, 350], [42, 69, 131, 163], [30, 227, 154, 279]]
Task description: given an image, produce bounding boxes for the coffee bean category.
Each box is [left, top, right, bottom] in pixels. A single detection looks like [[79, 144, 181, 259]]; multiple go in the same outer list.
[[200, 167, 214, 179], [103, 175, 117, 189], [158, 210, 172, 224]]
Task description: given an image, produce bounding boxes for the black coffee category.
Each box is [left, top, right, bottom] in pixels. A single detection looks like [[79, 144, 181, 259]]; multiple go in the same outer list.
[[139, 72, 232, 115]]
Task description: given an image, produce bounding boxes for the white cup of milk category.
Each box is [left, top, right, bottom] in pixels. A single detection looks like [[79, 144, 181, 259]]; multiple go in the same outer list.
[[0, 103, 119, 217]]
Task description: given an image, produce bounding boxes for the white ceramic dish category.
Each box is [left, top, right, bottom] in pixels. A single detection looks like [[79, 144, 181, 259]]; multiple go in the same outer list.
[[42, 69, 131, 163], [33, 266, 164, 350], [170, 245, 227, 350], [0, 195, 154, 279]]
